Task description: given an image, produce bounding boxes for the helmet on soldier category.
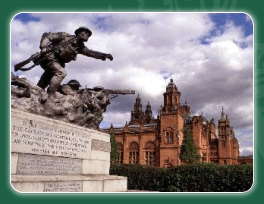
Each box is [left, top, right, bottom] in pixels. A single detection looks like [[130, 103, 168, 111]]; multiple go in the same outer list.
[[67, 79, 82, 91], [75, 26, 92, 36]]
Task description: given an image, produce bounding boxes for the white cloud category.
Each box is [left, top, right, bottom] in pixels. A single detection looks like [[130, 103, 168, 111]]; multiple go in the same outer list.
[[240, 147, 253, 156], [102, 111, 131, 128], [10, 13, 253, 155]]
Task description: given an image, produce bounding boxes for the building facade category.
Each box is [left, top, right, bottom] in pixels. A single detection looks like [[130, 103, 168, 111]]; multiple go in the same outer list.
[[104, 79, 240, 167]]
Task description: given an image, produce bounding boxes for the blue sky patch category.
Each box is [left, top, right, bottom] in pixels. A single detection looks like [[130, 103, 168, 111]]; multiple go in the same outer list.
[[200, 13, 253, 45], [13, 13, 41, 23], [92, 16, 112, 32]]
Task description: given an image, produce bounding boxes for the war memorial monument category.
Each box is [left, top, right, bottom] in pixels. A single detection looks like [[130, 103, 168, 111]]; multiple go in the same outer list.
[[11, 27, 133, 192]]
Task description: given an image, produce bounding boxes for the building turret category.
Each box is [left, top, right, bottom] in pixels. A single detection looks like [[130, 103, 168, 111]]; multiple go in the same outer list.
[[218, 107, 232, 164], [183, 99, 191, 114], [162, 79, 181, 113], [145, 102, 153, 124], [130, 94, 144, 124]]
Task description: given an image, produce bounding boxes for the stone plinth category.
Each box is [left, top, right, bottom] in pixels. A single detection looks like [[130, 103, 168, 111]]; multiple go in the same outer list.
[[11, 175, 127, 192], [11, 109, 127, 192]]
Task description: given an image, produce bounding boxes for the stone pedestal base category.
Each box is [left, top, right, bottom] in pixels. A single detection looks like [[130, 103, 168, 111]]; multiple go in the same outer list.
[[11, 109, 127, 192], [11, 175, 127, 192]]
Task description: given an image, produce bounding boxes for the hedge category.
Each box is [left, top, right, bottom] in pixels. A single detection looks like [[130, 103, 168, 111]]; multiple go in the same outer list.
[[110, 163, 253, 192]]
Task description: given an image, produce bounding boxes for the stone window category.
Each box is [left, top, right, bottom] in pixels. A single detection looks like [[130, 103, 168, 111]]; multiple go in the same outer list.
[[145, 151, 156, 166], [129, 142, 139, 164], [211, 152, 217, 157], [165, 129, 174, 143], [145, 141, 156, 167]]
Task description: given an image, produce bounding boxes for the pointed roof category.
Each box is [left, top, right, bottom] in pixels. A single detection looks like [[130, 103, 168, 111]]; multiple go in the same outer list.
[[220, 107, 226, 122]]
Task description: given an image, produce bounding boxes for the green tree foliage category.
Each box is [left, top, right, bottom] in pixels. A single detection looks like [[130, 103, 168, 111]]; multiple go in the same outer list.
[[110, 132, 119, 164], [180, 125, 201, 164]]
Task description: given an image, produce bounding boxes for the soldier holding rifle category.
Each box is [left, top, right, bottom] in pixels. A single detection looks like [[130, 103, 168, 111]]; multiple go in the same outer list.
[[14, 27, 113, 98]]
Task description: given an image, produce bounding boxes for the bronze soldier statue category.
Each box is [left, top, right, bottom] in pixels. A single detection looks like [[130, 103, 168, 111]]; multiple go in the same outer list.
[[14, 26, 113, 97]]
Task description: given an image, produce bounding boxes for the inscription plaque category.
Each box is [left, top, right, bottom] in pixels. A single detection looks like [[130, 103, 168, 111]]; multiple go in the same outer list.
[[91, 139, 111, 152], [17, 154, 82, 175], [11, 110, 92, 159], [45, 181, 83, 192]]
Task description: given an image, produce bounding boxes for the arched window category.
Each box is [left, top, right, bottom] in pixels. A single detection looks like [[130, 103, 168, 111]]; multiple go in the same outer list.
[[145, 141, 156, 167], [129, 142, 139, 165], [165, 128, 174, 143], [118, 143, 123, 164]]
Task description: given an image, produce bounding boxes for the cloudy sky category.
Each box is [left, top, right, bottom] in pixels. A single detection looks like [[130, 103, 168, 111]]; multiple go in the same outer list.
[[10, 12, 253, 156]]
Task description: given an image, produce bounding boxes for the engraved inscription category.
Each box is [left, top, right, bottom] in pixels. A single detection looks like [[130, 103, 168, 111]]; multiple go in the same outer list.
[[91, 139, 111, 152], [11, 114, 91, 159], [45, 181, 82, 192], [17, 154, 82, 175]]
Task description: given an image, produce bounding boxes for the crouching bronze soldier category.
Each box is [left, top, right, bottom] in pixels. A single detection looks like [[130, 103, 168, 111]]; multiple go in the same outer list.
[[14, 26, 113, 97]]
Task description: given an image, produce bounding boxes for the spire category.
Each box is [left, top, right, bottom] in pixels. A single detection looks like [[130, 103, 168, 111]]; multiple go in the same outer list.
[[131, 94, 144, 124], [145, 101, 153, 123], [220, 107, 226, 122], [135, 94, 142, 107], [145, 101, 152, 111]]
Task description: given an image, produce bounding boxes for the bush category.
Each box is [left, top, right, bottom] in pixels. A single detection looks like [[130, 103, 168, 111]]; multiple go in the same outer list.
[[110, 163, 253, 192]]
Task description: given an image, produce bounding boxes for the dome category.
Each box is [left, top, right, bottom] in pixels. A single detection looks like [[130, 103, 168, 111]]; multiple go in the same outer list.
[[166, 78, 177, 89]]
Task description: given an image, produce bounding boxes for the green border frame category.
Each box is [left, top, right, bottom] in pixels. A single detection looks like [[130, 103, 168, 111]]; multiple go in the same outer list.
[[2, 0, 262, 203]]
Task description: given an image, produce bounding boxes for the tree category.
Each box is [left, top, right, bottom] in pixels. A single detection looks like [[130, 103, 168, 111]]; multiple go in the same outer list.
[[180, 125, 201, 164], [110, 132, 119, 164]]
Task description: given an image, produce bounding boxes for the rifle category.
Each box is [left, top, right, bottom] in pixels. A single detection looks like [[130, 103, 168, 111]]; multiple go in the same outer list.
[[104, 89, 135, 99], [104, 89, 135, 95], [84, 86, 135, 99], [87, 86, 135, 94], [14, 36, 77, 72]]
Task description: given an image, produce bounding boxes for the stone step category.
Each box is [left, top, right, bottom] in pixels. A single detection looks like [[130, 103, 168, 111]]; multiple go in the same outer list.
[[11, 174, 127, 192]]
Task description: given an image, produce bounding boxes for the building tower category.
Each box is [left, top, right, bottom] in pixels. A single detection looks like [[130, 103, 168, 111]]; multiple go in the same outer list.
[[144, 102, 153, 124], [218, 107, 233, 164], [163, 79, 181, 113], [158, 79, 186, 167], [130, 94, 144, 125]]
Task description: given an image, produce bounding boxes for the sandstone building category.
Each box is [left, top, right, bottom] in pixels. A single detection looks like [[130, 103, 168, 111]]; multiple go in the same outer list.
[[104, 79, 239, 167]]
